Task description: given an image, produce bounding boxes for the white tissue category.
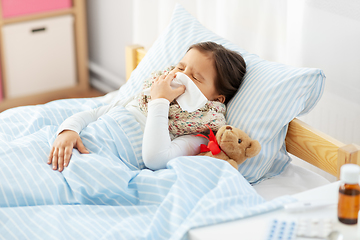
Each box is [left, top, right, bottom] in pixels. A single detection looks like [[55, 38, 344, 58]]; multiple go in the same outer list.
[[143, 72, 208, 112], [172, 72, 208, 112]]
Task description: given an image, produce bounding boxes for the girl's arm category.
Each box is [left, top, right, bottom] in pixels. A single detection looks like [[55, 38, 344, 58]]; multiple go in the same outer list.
[[56, 104, 114, 135], [49, 95, 133, 171], [49, 104, 114, 172], [142, 98, 207, 170]]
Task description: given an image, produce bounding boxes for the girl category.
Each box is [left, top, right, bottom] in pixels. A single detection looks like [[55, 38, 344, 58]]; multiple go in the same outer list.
[[48, 42, 246, 172]]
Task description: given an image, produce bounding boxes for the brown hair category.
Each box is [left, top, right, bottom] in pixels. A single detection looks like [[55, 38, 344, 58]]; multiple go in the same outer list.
[[188, 42, 246, 104]]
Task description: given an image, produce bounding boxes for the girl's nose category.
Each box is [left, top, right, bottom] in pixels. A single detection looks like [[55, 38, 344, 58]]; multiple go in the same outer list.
[[176, 71, 191, 80], [183, 72, 191, 80]]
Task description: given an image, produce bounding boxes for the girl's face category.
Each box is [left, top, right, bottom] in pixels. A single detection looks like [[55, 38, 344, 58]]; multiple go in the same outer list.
[[170, 49, 225, 103]]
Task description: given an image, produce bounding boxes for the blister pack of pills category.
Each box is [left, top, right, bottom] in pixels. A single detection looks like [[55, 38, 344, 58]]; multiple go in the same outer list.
[[266, 219, 297, 240], [296, 218, 334, 239], [266, 218, 334, 240]]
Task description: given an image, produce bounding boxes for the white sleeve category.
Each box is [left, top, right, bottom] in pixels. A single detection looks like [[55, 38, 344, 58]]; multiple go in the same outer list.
[[56, 95, 134, 135], [56, 104, 113, 135], [142, 98, 208, 170]]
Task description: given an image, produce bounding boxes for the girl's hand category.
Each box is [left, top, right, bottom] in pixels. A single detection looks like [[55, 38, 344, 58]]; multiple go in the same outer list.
[[150, 73, 186, 102], [48, 130, 89, 172]]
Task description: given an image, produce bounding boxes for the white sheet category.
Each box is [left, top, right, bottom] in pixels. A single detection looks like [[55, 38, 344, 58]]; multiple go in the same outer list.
[[253, 163, 330, 200]]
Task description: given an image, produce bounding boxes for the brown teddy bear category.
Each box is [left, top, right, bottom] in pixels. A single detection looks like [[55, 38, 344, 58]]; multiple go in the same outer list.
[[197, 125, 261, 169]]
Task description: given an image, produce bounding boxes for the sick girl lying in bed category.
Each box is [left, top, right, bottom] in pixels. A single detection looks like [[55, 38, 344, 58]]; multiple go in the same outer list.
[[48, 41, 246, 172]]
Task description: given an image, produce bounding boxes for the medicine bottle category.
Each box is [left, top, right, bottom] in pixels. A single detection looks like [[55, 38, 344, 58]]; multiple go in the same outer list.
[[338, 164, 360, 225]]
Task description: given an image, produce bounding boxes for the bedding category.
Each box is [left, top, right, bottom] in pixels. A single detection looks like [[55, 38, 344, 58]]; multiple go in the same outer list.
[[253, 163, 331, 201], [0, 98, 293, 239]]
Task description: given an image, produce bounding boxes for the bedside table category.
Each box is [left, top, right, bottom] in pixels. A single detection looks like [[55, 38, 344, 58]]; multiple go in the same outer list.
[[188, 181, 358, 240]]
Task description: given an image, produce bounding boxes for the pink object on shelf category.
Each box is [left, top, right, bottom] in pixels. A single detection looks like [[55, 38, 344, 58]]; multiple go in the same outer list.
[[1, 0, 72, 18]]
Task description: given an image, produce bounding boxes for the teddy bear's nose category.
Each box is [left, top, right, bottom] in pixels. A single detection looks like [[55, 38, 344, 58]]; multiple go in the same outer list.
[[226, 126, 232, 130]]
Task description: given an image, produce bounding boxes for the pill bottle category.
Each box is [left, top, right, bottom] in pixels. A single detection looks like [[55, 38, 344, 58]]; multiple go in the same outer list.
[[338, 164, 360, 225]]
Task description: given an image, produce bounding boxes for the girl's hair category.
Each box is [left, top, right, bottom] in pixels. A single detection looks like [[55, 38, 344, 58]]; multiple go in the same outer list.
[[188, 42, 246, 104]]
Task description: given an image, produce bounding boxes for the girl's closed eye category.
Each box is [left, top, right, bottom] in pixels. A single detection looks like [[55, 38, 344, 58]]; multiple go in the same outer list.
[[193, 74, 203, 82]]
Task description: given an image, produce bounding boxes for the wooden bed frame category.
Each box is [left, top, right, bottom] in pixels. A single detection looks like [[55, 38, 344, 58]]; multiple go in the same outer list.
[[125, 45, 360, 179]]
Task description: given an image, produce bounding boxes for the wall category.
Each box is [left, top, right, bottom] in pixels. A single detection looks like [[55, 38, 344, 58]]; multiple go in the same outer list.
[[297, 2, 360, 145], [86, 0, 133, 91]]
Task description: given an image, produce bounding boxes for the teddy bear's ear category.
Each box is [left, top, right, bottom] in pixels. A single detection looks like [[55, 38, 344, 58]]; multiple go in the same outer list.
[[245, 140, 261, 158]]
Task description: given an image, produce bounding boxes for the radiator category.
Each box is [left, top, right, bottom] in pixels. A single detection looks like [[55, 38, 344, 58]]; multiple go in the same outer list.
[[88, 61, 126, 93], [299, 90, 360, 146]]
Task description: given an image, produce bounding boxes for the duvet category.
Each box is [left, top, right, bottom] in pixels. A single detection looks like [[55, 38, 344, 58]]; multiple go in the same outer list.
[[0, 98, 293, 239]]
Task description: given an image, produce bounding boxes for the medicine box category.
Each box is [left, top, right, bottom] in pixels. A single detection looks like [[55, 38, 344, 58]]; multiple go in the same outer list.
[[1, 14, 77, 99], [1, 0, 72, 18]]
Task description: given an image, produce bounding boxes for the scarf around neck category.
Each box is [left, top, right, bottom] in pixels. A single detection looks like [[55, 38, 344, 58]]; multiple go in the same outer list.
[[136, 66, 226, 137]]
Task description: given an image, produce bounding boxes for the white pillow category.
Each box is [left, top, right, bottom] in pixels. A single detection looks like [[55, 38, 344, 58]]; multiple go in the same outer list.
[[117, 4, 325, 184]]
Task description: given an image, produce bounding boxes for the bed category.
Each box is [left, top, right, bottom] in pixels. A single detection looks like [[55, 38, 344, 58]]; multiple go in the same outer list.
[[0, 4, 359, 240]]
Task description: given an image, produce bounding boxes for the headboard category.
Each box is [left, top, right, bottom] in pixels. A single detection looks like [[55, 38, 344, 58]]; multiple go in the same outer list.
[[125, 45, 360, 179]]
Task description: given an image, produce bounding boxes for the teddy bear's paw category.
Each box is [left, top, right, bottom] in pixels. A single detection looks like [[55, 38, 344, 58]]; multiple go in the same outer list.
[[227, 159, 238, 169]]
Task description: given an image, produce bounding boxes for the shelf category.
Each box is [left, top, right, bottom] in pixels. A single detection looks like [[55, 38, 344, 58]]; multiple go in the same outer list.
[[0, 0, 89, 112], [1, 8, 75, 25]]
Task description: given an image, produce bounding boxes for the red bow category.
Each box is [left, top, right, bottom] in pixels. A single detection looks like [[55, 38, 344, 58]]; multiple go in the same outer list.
[[196, 125, 221, 155]]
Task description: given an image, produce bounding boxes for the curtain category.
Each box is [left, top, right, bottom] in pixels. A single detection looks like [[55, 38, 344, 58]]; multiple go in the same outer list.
[[132, 0, 291, 64]]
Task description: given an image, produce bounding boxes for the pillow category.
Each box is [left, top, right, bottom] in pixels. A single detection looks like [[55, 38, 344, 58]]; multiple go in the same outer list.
[[117, 4, 325, 184]]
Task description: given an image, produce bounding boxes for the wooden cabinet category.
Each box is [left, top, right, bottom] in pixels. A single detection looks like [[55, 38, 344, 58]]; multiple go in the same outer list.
[[0, 0, 89, 112]]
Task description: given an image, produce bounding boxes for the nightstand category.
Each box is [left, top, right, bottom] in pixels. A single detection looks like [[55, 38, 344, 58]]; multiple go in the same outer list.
[[189, 182, 358, 240]]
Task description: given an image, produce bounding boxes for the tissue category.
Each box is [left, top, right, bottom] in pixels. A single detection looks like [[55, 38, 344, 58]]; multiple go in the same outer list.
[[143, 72, 208, 112]]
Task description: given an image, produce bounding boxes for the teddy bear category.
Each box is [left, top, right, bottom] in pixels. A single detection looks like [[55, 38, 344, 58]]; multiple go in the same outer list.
[[197, 125, 261, 169]]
